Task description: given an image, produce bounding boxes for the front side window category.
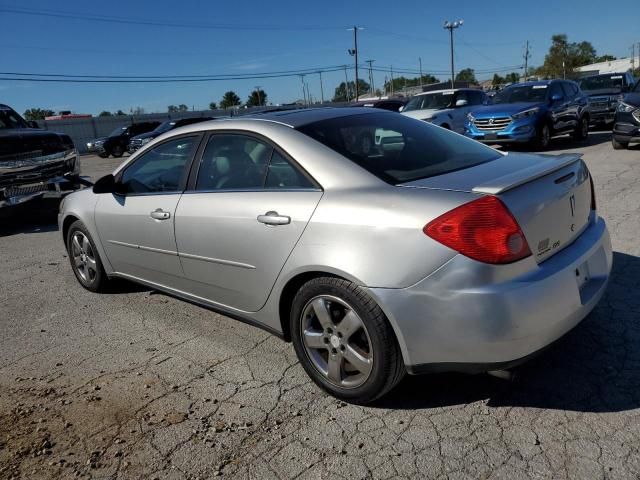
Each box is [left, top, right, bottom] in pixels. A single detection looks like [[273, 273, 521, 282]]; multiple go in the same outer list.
[[120, 136, 197, 194], [0, 107, 28, 129], [297, 113, 501, 184]]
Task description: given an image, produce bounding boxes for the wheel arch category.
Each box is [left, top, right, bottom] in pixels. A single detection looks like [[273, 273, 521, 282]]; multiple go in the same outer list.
[[62, 214, 80, 251]]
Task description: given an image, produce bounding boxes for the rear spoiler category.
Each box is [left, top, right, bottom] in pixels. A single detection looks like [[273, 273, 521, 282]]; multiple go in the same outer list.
[[472, 153, 583, 195]]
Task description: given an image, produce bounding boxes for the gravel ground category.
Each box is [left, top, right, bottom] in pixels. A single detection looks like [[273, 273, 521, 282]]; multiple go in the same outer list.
[[1, 132, 639, 479]]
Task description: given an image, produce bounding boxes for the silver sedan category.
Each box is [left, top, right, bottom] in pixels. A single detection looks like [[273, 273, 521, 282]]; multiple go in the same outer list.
[[59, 108, 612, 403]]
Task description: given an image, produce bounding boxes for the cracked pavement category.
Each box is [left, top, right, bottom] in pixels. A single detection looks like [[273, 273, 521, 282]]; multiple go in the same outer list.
[[1, 131, 639, 479]]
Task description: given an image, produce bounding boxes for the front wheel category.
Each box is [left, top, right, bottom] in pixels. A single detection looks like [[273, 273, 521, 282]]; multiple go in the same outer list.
[[533, 123, 551, 150], [111, 145, 124, 158], [612, 137, 628, 150], [573, 116, 589, 141], [66, 220, 109, 292], [290, 277, 405, 404]]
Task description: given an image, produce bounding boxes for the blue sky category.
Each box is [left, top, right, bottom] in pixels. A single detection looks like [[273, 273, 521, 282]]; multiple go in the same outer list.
[[1, 0, 638, 115]]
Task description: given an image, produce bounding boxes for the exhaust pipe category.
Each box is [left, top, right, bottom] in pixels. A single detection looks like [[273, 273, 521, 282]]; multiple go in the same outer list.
[[487, 370, 516, 381]]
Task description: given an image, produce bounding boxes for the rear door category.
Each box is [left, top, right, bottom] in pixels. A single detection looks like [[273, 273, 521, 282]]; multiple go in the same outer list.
[[548, 82, 571, 132], [174, 132, 322, 312]]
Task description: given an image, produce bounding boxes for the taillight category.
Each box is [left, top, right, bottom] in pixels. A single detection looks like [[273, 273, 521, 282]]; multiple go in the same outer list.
[[424, 196, 531, 264], [589, 173, 596, 211]]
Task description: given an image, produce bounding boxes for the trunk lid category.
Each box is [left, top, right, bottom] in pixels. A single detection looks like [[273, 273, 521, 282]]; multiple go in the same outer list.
[[399, 152, 593, 263]]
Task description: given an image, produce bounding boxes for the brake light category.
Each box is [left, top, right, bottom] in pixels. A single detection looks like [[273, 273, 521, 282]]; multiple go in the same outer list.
[[424, 196, 531, 264], [589, 173, 596, 211]]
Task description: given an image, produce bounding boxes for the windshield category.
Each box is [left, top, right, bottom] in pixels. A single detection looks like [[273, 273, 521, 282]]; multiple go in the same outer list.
[[579, 74, 625, 92], [108, 126, 127, 137], [403, 92, 454, 112], [0, 107, 28, 129], [153, 121, 176, 134], [297, 112, 501, 184], [492, 85, 548, 104]]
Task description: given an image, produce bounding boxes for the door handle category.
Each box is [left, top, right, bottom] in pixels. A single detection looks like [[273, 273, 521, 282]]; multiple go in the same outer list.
[[257, 211, 290, 226], [150, 209, 171, 220]]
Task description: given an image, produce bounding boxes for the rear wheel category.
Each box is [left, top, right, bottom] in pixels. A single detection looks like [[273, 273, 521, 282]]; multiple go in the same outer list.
[[533, 123, 551, 150], [290, 277, 405, 404], [66, 221, 109, 292], [612, 137, 628, 150], [573, 116, 589, 141]]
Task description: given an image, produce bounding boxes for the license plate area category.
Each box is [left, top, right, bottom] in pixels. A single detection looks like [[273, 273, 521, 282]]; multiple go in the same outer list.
[[484, 133, 497, 141]]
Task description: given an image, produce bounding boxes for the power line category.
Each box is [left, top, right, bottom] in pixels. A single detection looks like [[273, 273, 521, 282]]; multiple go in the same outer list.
[[0, 6, 349, 31]]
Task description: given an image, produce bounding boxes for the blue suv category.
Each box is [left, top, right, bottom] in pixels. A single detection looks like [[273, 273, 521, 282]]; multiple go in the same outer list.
[[465, 80, 590, 149]]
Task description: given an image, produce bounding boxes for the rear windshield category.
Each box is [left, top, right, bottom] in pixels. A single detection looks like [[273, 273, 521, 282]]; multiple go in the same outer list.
[[296, 112, 501, 184], [403, 92, 454, 111]]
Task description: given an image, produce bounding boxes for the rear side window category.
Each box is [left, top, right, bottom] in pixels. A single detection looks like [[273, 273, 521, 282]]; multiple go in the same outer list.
[[297, 113, 501, 184]]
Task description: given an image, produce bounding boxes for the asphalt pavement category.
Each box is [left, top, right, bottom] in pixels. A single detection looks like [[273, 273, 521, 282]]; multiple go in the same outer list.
[[1, 131, 639, 479]]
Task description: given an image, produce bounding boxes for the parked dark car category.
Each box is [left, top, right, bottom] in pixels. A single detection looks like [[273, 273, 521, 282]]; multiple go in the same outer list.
[[95, 121, 160, 158], [612, 79, 640, 149], [351, 98, 406, 112], [127, 117, 213, 153], [465, 80, 590, 150], [0, 103, 83, 213], [579, 72, 636, 127]]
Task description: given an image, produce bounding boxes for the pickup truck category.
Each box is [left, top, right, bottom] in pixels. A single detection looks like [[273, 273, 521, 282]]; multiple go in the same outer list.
[[0, 103, 84, 213]]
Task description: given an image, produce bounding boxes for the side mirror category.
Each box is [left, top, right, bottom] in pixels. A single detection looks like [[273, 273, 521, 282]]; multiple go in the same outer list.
[[398, 105, 404, 112], [27, 120, 40, 128], [550, 94, 564, 103], [93, 174, 119, 194], [455, 99, 468, 107]]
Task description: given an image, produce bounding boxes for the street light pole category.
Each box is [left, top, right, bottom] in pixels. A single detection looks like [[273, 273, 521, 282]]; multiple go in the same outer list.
[[343, 65, 350, 102], [317, 71, 324, 103], [419, 57, 423, 88], [254, 85, 262, 106], [443, 19, 463, 89], [299, 74, 307, 105]]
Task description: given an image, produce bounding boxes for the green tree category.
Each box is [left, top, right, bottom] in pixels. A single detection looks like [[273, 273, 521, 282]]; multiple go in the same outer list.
[[384, 74, 439, 94], [116, 110, 126, 116], [246, 89, 267, 107], [178, 104, 189, 112], [594, 54, 616, 63], [168, 105, 178, 113], [98, 111, 113, 117], [455, 68, 477, 84], [23, 108, 55, 120], [220, 91, 241, 109], [492, 73, 505, 86], [332, 79, 370, 102], [538, 34, 598, 78], [504, 72, 520, 83], [208, 101, 217, 110]]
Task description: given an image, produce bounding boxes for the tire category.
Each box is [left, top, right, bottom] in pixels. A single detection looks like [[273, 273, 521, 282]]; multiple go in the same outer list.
[[111, 145, 124, 158], [573, 116, 589, 141], [533, 123, 551, 150], [612, 137, 628, 150], [98, 152, 109, 158], [290, 277, 405, 404], [66, 220, 109, 292]]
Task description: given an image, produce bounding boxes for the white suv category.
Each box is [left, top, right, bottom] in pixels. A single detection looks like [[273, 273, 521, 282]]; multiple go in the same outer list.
[[401, 88, 487, 133]]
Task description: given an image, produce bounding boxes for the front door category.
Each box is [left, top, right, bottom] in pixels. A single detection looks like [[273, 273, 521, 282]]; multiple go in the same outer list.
[[174, 133, 322, 312], [94, 135, 201, 286]]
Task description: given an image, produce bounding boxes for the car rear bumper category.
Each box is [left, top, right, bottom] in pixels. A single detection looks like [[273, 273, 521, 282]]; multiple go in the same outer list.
[[613, 122, 640, 144], [366, 216, 612, 372]]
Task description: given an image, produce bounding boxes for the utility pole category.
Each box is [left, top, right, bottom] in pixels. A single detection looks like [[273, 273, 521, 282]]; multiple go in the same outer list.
[[366, 60, 375, 96], [443, 20, 463, 89], [299, 75, 307, 106], [317, 71, 325, 103], [348, 26, 363, 101], [632, 44, 636, 73], [390, 65, 394, 95], [254, 86, 262, 106], [343, 66, 350, 102], [523, 40, 531, 81], [419, 57, 423, 88]]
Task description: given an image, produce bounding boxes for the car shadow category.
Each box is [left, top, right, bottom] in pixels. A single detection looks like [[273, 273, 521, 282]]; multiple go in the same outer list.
[[374, 251, 640, 413], [0, 199, 61, 237]]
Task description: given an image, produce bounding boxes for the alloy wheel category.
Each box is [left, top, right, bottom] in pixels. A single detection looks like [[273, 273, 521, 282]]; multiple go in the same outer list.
[[300, 295, 373, 389], [71, 231, 97, 284]]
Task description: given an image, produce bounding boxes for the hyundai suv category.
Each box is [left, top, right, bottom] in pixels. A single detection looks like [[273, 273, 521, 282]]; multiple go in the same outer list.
[[612, 78, 640, 149], [465, 80, 590, 149]]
